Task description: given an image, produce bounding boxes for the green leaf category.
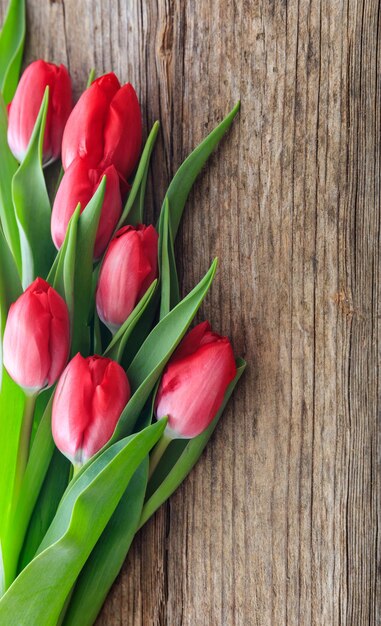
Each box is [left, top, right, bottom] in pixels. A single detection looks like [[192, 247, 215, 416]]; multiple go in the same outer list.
[[49, 205, 81, 325], [71, 178, 105, 355], [0, 227, 21, 389], [112, 258, 217, 440], [117, 122, 159, 228], [103, 279, 158, 362], [139, 358, 246, 527], [0, 226, 21, 323], [119, 290, 160, 370], [0, 230, 21, 301], [0, 421, 166, 626], [158, 197, 180, 319], [0, 396, 55, 592], [0, 94, 20, 271], [86, 68, 95, 88], [18, 449, 70, 573], [0, 0, 25, 103], [159, 102, 240, 241], [63, 460, 148, 626], [12, 88, 55, 288], [0, 371, 24, 594], [0, 372, 24, 537]]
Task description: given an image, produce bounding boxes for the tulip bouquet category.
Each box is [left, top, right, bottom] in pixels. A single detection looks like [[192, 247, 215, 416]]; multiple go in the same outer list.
[[0, 1, 245, 624]]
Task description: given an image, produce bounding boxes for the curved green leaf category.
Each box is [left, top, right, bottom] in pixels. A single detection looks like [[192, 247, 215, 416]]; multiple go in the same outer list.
[[119, 290, 160, 370], [0, 0, 25, 103], [0, 232, 22, 588], [0, 94, 20, 271], [63, 459, 148, 626], [71, 177, 105, 355], [18, 449, 69, 573], [0, 370, 24, 595], [0, 227, 21, 325], [117, 122, 159, 228], [0, 372, 24, 538], [0, 421, 166, 625], [103, 279, 158, 362], [139, 358, 246, 527], [159, 102, 240, 241], [0, 396, 55, 592], [86, 68, 95, 88], [12, 88, 55, 288], [49, 205, 81, 326], [158, 197, 179, 319]]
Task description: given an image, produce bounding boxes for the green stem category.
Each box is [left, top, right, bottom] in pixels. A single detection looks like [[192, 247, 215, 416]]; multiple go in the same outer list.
[[148, 432, 172, 480], [108, 323, 119, 337], [72, 464, 81, 478]]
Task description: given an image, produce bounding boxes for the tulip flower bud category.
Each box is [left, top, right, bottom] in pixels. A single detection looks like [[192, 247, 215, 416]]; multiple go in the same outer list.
[[52, 354, 131, 465], [62, 72, 141, 180], [51, 156, 122, 259], [96, 225, 158, 333], [155, 322, 237, 438], [3, 278, 70, 394], [7, 60, 72, 166]]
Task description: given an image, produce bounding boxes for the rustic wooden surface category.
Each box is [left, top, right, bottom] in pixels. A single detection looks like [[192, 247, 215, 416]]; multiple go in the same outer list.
[[1, 0, 379, 624]]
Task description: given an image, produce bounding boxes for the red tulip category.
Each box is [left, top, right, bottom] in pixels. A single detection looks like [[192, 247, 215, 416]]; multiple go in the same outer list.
[[3, 278, 70, 393], [51, 156, 122, 259], [61, 72, 141, 180], [155, 322, 237, 438], [7, 60, 72, 166], [96, 225, 158, 332], [52, 354, 130, 464]]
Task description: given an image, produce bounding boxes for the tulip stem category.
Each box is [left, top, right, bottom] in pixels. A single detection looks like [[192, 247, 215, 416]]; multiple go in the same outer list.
[[72, 464, 81, 478], [148, 432, 172, 480], [13, 393, 36, 505]]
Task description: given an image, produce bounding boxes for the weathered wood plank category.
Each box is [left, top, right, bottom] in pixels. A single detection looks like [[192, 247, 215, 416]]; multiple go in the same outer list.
[[0, 0, 379, 624]]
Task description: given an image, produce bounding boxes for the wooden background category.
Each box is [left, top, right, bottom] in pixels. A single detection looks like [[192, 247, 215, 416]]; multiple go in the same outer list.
[[0, 0, 379, 624]]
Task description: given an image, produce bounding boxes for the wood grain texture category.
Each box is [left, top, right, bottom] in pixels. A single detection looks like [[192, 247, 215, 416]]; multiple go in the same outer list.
[[0, 0, 379, 623]]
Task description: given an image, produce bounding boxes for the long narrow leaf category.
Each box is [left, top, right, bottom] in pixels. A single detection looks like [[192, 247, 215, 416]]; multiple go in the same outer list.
[[63, 459, 148, 626], [71, 178, 105, 355], [0, 371, 25, 594], [159, 102, 240, 240], [158, 197, 179, 319], [117, 122, 159, 228], [18, 449, 70, 572], [0, 0, 25, 103], [0, 396, 54, 592], [0, 225, 21, 431], [0, 227, 21, 341], [12, 88, 55, 288], [50, 205, 81, 325], [103, 279, 158, 362], [0, 372, 24, 537], [0, 94, 20, 270]]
